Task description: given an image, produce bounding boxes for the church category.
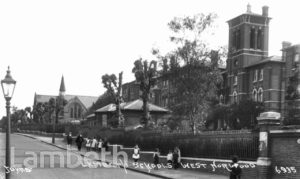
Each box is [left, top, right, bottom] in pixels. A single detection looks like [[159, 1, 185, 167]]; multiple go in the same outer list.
[[33, 76, 98, 123]]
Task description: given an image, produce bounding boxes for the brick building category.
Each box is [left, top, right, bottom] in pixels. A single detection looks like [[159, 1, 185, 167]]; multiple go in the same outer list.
[[224, 5, 299, 118], [121, 5, 300, 122]]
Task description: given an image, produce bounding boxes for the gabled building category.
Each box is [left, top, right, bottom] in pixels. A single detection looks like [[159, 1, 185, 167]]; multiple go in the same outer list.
[[33, 76, 98, 123]]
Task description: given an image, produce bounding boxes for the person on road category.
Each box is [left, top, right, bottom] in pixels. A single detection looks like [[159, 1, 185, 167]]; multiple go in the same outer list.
[[75, 134, 84, 151], [166, 150, 173, 169], [132, 144, 140, 163], [153, 148, 160, 170], [103, 138, 109, 152], [173, 149, 179, 169], [98, 138, 103, 152], [67, 132, 72, 148], [229, 156, 242, 179], [86, 138, 91, 151], [91, 137, 98, 151]]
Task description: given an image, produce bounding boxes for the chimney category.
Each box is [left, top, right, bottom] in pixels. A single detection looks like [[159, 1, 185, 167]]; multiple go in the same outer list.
[[247, 3, 252, 13], [262, 6, 269, 17], [282, 41, 292, 50]]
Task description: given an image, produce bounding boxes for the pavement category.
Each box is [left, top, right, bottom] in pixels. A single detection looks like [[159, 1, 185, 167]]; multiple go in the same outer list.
[[7, 133, 228, 179], [0, 133, 158, 179]]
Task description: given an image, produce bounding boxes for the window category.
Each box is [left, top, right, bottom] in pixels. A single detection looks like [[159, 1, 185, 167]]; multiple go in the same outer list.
[[70, 108, 73, 118], [259, 69, 263, 81], [219, 95, 224, 104], [102, 114, 107, 127], [294, 54, 299, 62], [252, 89, 258, 102], [234, 59, 238, 67], [236, 29, 241, 49], [258, 88, 263, 102], [257, 28, 262, 50], [253, 70, 258, 82], [233, 91, 238, 103], [78, 107, 81, 118], [233, 75, 238, 85], [250, 27, 255, 49]]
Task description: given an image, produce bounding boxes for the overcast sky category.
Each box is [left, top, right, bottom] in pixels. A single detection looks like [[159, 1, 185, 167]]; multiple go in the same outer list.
[[0, 0, 299, 117]]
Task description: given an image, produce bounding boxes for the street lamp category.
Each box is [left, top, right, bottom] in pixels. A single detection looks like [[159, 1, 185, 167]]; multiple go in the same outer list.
[[1, 66, 16, 179]]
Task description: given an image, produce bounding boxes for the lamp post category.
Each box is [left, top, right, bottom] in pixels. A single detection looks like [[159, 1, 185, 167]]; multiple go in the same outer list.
[[1, 66, 16, 179]]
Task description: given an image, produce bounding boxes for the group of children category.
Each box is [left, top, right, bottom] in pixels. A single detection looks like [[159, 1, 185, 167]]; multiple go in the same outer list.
[[85, 137, 108, 152], [132, 145, 181, 170]]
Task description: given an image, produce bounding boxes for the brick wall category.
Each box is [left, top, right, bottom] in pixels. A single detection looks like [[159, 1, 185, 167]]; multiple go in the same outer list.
[[270, 131, 300, 179]]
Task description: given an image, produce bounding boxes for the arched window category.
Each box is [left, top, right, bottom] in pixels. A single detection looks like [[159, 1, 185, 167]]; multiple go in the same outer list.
[[252, 88, 258, 101], [257, 28, 262, 49], [258, 88, 263, 102], [250, 27, 255, 49], [219, 95, 224, 104], [78, 107, 81, 118], [70, 108, 73, 118], [233, 91, 238, 103]]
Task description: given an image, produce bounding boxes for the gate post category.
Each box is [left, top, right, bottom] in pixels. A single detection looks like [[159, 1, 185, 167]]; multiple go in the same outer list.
[[256, 112, 281, 179]]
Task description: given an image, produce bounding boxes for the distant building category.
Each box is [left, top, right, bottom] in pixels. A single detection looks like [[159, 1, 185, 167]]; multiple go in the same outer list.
[[33, 76, 98, 123]]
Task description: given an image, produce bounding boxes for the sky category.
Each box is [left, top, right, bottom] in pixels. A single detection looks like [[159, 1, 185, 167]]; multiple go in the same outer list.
[[0, 0, 299, 117]]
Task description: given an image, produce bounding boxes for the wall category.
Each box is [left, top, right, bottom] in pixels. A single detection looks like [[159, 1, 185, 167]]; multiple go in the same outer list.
[[108, 144, 257, 179], [270, 129, 300, 179]]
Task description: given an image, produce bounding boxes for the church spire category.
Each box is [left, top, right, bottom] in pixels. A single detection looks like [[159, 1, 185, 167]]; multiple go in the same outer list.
[[59, 75, 66, 96]]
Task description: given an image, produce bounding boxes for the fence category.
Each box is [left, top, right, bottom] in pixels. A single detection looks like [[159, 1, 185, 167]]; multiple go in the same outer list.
[[109, 129, 259, 161]]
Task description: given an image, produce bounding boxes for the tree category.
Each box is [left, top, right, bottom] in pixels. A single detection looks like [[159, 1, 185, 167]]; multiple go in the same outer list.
[[152, 13, 223, 133], [32, 102, 47, 124], [132, 59, 157, 126], [102, 72, 124, 127], [46, 95, 67, 143], [85, 91, 115, 117], [25, 107, 33, 123]]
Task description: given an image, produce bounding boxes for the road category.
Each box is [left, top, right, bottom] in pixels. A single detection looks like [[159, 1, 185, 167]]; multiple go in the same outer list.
[[0, 133, 158, 179]]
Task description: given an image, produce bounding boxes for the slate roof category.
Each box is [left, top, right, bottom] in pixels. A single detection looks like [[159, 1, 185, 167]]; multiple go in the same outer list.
[[96, 99, 169, 113], [245, 56, 283, 68], [34, 94, 98, 109]]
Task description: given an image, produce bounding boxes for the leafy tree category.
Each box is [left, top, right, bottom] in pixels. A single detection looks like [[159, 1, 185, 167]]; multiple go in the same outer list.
[[284, 75, 300, 125], [85, 91, 115, 117], [32, 102, 47, 124], [152, 13, 223, 133], [229, 100, 264, 129], [25, 106, 33, 123], [102, 72, 124, 127], [132, 59, 157, 126]]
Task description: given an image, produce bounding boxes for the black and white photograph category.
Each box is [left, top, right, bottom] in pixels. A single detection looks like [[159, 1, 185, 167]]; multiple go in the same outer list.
[[0, 0, 300, 178]]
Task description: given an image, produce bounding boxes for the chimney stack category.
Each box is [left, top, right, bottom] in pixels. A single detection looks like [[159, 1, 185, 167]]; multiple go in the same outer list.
[[247, 3, 252, 13], [262, 6, 269, 17], [282, 41, 292, 50]]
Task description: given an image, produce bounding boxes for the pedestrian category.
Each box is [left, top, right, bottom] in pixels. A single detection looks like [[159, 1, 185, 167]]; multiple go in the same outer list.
[[85, 138, 91, 151], [153, 148, 160, 170], [132, 144, 140, 163], [175, 146, 181, 164], [229, 156, 242, 179], [98, 138, 103, 152], [103, 138, 109, 152], [75, 134, 84, 151], [67, 132, 72, 148], [166, 150, 173, 169], [91, 137, 98, 151], [173, 148, 179, 170]]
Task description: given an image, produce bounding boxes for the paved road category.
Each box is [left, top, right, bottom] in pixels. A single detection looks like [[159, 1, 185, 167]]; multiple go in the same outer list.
[[0, 133, 158, 179]]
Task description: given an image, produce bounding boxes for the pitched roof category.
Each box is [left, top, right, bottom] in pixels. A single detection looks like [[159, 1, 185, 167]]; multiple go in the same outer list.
[[96, 99, 169, 113], [245, 56, 283, 68], [34, 94, 98, 109]]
